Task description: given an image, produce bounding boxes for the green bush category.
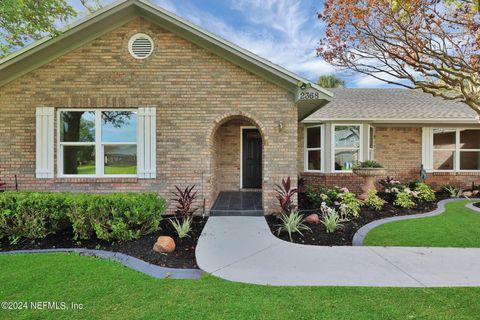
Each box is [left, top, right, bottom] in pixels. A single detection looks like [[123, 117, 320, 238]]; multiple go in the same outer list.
[[394, 191, 416, 208], [339, 192, 362, 218], [414, 183, 436, 202], [0, 192, 69, 244], [365, 190, 386, 211], [0, 191, 167, 244]]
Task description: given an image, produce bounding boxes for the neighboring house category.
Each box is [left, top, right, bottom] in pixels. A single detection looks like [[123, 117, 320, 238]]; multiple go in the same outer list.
[[0, 0, 478, 214]]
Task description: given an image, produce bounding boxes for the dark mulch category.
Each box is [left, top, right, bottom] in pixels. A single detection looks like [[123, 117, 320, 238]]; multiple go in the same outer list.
[[0, 216, 208, 269], [267, 193, 449, 246], [474, 203, 480, 209]]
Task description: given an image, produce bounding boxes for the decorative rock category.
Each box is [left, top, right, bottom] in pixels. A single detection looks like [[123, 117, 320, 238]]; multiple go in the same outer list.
[[463, 191, 473, 198], [153, 236, 175, 253], [305, 214, 321, 225]]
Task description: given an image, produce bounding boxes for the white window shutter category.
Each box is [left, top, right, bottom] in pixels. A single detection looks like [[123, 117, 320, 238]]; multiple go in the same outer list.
[[138, 107, 156, 178], [35, 107, 55, 178], [422, 127, 433, 172]]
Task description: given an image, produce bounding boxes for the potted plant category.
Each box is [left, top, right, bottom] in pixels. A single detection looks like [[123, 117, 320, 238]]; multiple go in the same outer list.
[[352, 160, 386, 200]]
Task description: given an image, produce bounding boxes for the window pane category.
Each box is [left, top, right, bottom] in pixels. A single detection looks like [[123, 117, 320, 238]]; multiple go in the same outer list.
[[334, 150, 359, 171], [460, 151, 480, 170], [63, 146, 95, 174], [60, 111, 95, 142], [335, 126, 360, 148], [369, 127, 374, 149], [460, 129, 480, 150], [307, 127, 321, 148], [433, 150, 455, 170], [307, 150, 321, 171], [369, 149, 374, 161], [102, 111, 137, 143], [104, 145, 137, 174], [433, 129, 456, 149]]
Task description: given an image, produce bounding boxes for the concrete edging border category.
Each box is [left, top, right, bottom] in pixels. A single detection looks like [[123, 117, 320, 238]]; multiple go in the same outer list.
[[0, 248, 203, 279], [352, 198, 480, 246]]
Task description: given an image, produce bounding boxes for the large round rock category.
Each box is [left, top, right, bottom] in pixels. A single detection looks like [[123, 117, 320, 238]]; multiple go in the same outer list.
[[153, 236, 175, 253]]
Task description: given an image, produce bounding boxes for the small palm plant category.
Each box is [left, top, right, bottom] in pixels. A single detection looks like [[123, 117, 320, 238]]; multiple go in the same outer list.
[[276, 210, 311, 242]]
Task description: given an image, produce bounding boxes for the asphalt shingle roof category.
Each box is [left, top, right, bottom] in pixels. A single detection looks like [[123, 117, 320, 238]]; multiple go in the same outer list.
[[304, 88, 478, 122]]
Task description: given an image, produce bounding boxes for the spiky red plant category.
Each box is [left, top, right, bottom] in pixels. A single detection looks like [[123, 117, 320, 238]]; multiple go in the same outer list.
[[171, 185, 198, 218], [275, 177, 297, 213]]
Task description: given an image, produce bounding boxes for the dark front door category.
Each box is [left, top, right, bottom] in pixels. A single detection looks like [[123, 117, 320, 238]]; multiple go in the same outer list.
[[242, 128, 262, 189]]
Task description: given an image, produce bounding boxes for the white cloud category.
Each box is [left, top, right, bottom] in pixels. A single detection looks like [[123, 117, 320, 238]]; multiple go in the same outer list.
[[151, 0, 334, 82]]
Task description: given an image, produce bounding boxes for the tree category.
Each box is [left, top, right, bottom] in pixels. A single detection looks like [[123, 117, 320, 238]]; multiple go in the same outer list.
[[317, 74, 346, 88], [317, 0, 480, 114], [0, 0, 101, 58]]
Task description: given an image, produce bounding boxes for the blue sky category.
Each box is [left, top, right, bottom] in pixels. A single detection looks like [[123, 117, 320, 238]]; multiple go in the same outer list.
[[69, 0, 391, 88]]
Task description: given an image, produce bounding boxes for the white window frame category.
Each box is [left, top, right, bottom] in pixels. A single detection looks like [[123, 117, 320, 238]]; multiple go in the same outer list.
[[432, 128, 480, 172], [57, 108, 138, 178], [304, 125, 324, 172], [332, 124, 363, 173], [368, 125, 375, 160]]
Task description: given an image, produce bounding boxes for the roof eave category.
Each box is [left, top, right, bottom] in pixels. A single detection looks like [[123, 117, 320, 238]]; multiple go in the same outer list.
[[301, 118, 480, 124]]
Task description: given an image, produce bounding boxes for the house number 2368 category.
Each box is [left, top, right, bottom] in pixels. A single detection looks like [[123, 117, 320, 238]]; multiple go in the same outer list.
[[300, 92, 320, 100]]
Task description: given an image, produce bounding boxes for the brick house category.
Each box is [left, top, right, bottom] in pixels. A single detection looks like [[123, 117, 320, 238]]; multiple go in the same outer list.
[[0, 0, 479, 214]]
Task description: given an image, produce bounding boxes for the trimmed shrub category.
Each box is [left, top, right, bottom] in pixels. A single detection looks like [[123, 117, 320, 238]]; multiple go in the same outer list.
[[414, 183, 436, 202], [0, 192, 69, 244], [394, 191, 416, 209], [339, 191, 362, 218], [365, 190, 386, 211], [0, 191, 167, 244]]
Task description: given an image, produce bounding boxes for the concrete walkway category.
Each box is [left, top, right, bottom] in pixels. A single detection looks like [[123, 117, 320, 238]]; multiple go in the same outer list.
[[196, 205, 480, 287]]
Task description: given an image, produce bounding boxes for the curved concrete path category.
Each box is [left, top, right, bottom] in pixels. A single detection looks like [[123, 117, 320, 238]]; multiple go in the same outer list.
[[353, 198, 480, 246], [196, 201, 480, 287], [0, 248, 203, 279]]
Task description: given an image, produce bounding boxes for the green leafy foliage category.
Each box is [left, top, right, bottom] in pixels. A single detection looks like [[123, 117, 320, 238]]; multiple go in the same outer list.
[[0, 0, 102, 58], [365, 190, 386, 211], [0, 191, 69, 243], [414, 183, 436, 202], [276, 211, 311, 242], [394, 191, 416, 209], [0, 191, 166, 244], [339, 192, 362, 218], [169, 217, 192, 239], [305, 185, 341, 207], [316, 74, 345, 88], [353, 160, 383, 169], [320, 209, 343, 233]]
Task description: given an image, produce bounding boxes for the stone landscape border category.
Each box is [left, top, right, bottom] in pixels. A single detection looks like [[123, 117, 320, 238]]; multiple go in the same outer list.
[[0, 248, 203, 279], [352, 198, 480, 246]]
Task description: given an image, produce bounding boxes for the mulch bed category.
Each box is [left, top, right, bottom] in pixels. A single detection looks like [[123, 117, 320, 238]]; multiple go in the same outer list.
[[0, 216, 208, 269], [266, 193, 449, 246], [473, 203, 480, 209]]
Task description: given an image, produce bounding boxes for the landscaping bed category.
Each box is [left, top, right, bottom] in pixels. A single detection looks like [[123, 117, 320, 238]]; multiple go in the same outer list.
[[0, 190, 207, 269], [267, 193, 446, 246], [0, 216, 207, 269], [473, 202, 480, 209]]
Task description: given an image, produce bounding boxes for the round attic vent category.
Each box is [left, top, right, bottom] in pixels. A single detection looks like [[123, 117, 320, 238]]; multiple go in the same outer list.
[[128, 33, 154, 59]]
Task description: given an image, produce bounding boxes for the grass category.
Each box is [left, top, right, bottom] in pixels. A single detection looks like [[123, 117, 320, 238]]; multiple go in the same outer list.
[[364, 200, 480, 247], [1, 253, 480, 319], [76, 165, 137, 175]]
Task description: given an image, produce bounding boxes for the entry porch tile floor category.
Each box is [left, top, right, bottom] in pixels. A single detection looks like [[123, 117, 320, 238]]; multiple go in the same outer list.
[[210, 191, 263, 216]]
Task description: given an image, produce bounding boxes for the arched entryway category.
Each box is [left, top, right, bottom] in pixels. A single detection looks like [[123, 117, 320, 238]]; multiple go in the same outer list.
[[207, 113, 266, 215]]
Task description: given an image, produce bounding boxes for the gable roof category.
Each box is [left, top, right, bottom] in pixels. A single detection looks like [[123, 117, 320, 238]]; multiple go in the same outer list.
[[0, 0, 331, 115], [303, 88, 479, 124]]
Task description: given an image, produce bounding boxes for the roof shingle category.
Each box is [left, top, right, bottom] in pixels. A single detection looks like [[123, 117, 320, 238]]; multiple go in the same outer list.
[[304, 88, 478, 123]]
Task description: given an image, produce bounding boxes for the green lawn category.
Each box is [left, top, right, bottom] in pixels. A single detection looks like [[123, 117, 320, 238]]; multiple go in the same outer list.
[[364, 200, 480, 247], [1, 254, 480, 319], [76, 165, 137, 175]]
